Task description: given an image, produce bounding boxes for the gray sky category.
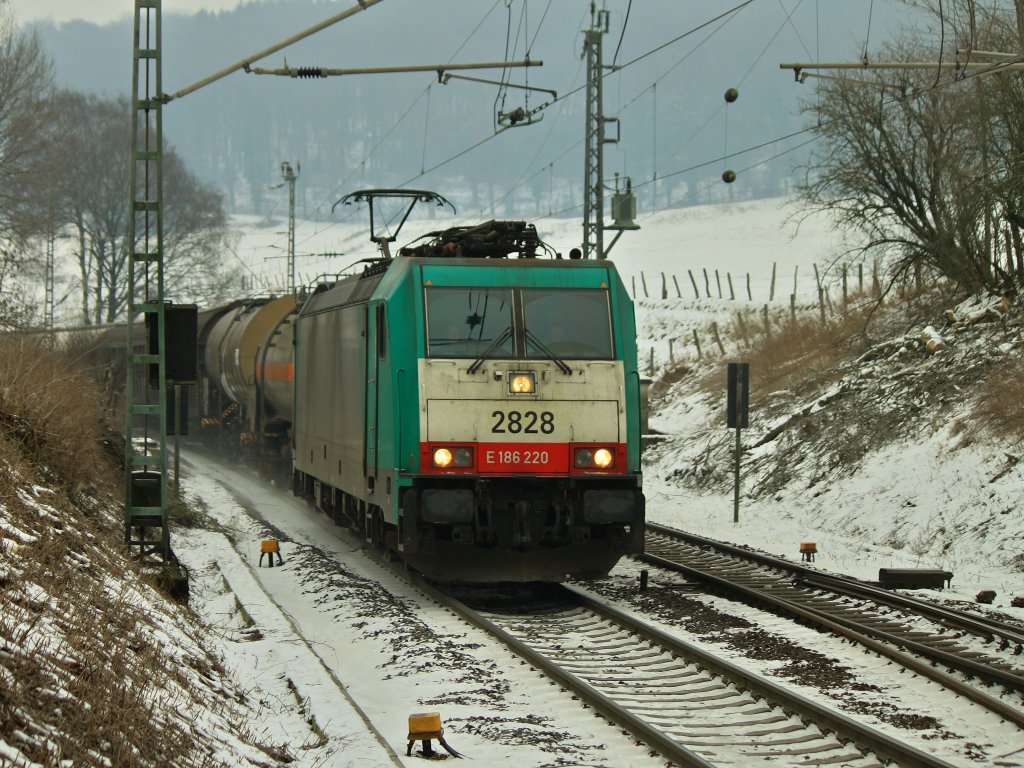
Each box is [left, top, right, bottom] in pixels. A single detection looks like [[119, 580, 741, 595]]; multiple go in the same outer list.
[[8, 0, 244, 25]]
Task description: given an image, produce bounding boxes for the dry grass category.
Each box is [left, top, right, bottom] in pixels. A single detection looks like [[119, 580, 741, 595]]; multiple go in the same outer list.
[[969, 356, 1024, 446], [0, 337, 250, 767], [0, 334, 121, 494], [737, 307, 876, 398], [651, 297, 880, 407]]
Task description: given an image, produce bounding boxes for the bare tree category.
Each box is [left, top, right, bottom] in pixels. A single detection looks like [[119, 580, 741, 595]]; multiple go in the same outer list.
[[0, 1, 56, 325], [57, 94, 233, 324], [796, 1, 1024, 295]]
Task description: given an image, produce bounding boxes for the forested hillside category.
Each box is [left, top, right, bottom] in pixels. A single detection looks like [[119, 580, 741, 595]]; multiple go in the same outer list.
[[28, 0, 876, 216]]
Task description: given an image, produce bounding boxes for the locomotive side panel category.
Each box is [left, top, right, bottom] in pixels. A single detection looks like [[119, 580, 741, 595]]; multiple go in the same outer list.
[[294, 304, 366, 495], [610, 277, 643, 472], [372, 265, 424, 526]]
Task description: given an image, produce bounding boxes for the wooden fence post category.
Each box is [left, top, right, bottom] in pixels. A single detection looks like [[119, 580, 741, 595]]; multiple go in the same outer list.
[[668, 338, 674, 364], [692, 329, 702, 359], [715, 269, 723, 298], [641, 272, 649, 298], [661, 272, 668, 299], [688, 270, 700, 299], [672, 275, 682, 298], [762, 304, 771, 340], [770, 262, 777, 301], [746, 272, 752, 301], [702, 268, 711, 298], [727, 273, 735, 300], [711, 322, 726, 355]]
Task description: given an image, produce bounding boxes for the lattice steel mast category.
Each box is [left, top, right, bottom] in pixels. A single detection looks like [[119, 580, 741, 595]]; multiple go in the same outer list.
[[125, 0, 169, 562], [582, 4, 608, 260]]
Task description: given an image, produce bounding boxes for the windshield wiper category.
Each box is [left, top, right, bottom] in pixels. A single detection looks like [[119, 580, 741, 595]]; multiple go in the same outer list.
[[525, 329, 572, 375], [467, 326, 514, 374]]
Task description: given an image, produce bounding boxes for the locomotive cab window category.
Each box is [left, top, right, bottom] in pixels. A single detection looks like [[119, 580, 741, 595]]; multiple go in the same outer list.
[[426, 285, 614, 360], [426, 287, 514, 358], [523, 288, 613, 359]]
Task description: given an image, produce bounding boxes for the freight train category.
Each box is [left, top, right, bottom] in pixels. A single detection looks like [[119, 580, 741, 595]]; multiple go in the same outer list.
[[192, 199, 645, 582]]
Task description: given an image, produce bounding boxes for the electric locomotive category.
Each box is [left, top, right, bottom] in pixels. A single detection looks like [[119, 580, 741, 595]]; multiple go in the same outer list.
[[289, 196, 645, 582]]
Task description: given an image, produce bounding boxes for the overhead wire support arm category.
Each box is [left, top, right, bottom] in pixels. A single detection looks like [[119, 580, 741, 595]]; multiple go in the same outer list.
[[780, 59, 1024, 82], [246, 58, 542, 79], [440, 71, 555, 99], [160, 0, 385, 102], [437, 72, 556, 128]]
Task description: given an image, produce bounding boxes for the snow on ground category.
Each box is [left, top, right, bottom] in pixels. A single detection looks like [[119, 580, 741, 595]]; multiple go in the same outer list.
[[179, 455, 667, 768], [177, 446, 1024, 767], [9, 196, 1024, 766], [164, 196, 1024, 765]]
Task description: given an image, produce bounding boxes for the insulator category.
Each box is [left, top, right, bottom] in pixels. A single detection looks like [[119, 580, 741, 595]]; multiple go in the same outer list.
[[297, 67, 324, 79]]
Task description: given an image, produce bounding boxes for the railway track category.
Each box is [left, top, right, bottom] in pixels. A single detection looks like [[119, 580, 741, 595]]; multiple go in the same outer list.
[[640, 522, 1024, 727], [185, 452, 1016, 764], [422, 578, 957, 768]]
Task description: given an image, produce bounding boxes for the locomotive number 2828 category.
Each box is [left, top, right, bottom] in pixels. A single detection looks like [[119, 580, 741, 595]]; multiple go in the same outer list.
[[490, 410, 555, 434]]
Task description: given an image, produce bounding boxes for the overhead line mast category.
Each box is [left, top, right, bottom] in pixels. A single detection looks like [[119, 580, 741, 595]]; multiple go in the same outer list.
[[582, 4, 609, 260], [582, 3, 638, 260], [126, 0, 169, 563]]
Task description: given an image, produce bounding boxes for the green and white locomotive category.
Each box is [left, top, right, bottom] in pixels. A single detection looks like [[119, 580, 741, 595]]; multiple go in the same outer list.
[[203, 193, 645, 582]]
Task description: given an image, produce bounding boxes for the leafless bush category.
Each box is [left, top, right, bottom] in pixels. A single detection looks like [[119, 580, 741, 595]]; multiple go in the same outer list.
[[0, 334, 120, 493], [972, 356, 1024, 445]]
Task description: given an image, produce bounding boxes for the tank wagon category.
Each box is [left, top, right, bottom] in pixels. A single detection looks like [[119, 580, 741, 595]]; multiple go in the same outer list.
[[200, 295, 298, 475], [198, 208, 645, 582]]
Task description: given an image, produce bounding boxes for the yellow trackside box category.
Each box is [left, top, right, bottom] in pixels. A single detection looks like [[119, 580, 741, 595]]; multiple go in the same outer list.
[[407, 712, 443, 740]]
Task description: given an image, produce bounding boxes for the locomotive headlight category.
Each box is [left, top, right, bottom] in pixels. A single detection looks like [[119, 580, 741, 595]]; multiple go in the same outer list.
[[509, 372, 536, 394], [432, 446, 474, 468], [593, 448, 614, 468], [574, 447, 615, 469], [433, 448, 454, 467]]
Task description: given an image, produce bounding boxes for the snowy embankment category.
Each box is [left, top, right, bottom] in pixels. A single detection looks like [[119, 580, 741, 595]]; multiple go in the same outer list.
[[640, 287, 1024, 606]]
